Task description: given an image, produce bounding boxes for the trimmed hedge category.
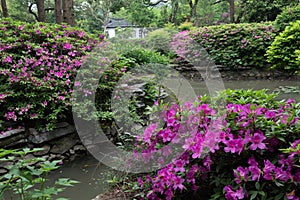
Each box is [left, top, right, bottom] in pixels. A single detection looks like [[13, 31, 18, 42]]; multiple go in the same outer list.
[[189, 23, 278, 69], [267, 20, 300, 73]]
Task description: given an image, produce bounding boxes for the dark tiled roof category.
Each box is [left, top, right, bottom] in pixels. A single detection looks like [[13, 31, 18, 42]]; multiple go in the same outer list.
[[106, 18, 134, 28]]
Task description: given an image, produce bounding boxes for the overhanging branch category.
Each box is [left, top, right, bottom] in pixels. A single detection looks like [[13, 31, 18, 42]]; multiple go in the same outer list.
[[28, 3, 39, 21]]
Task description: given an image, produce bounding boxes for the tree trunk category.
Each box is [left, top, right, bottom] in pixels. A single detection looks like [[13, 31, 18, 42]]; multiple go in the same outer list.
[[170, 0, 179, 25], [229, 0, 235, 23], [188, 0, 199, 26], [1, 0, 8, 18], [192, 0, 199, 27], [55, 0, 62, 23], [62, 0, 75, 26], [36, 0, 46, 22]]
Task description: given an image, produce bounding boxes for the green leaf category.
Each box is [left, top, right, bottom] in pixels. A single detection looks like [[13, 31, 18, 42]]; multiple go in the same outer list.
[[250, 191, 258, 200], [255, 182, 260, 190]]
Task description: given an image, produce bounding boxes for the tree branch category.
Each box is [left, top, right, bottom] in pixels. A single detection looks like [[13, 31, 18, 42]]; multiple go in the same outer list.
[[88, 3, 104, 24], [213, 0, 224, 5], [28, 3, 39, 21], [149, 0, 168, 7], [45, 7, 54, 12]]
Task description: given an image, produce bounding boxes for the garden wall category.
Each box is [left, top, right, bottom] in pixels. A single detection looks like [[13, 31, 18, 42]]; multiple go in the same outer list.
[[0, 121, 120, 175], [172, 62, 300, 81]]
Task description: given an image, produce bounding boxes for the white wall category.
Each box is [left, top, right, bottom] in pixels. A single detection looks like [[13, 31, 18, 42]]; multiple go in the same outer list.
[[106, 27, 148, 39], [106, 28, 116, 38]]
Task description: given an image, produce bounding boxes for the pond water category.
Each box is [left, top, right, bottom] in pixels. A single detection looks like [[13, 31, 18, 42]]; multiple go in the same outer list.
[[51, 79, 300, 200]]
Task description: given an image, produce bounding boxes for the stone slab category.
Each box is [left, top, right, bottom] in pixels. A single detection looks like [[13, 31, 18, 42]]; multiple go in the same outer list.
[[28, 123, 75, 144]]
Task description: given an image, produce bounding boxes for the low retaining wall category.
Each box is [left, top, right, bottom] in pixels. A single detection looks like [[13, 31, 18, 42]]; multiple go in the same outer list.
[[172, 62, 300, 81], [0, 122, 121, 174]]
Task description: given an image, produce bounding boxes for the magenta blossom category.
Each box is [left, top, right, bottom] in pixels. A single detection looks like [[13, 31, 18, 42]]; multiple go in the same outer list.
[[224, 185, 245, 200], [63, 43, 72, 50], [249, 132, 266, 150]]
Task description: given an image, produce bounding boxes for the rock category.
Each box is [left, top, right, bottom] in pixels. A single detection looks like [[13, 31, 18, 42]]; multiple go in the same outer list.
[[69, 149, 75, 155], [28, 123, 75, 144], [49, 154, 59, 161], [50, 134, 79, 154], [0, 168, 8, 175], [6, 139, 28, 148], [92, 190, 127, 200], [0, 128, 26, 148], [110, 126, 118, 137], [73, 145, 86, 152], [0, 161, 14, 169], [54, 122, 70, 129], [249, 73, 255, 77], [33, 144, 51, 156], [24, 154, 38, 165]]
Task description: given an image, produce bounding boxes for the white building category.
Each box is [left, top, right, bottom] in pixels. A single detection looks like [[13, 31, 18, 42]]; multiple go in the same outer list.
[[105, 18, 148, 39]]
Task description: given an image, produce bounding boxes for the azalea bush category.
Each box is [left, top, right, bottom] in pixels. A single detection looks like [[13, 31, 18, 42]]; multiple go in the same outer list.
[[185, 23, 278, 69], [123, 89, 300, 200], [0, 18, 103, 131]]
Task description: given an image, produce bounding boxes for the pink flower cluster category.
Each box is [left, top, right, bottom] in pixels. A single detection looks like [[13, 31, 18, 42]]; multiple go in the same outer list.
[[0, 19, 102, 130], [134, 98, 300, 199]]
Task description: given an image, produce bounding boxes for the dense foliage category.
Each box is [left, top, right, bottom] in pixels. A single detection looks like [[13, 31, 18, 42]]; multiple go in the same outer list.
[[0, 148, 78, 200], [0, 18, 102, 131], [75, 47, 169, 128], [186, 23, 278, 69], [237, 0, 299, 23], [125, 89, 300, 200], [267, 20, 300, 73], [145, 28, 177, 54], [274, 4, 300, 32]]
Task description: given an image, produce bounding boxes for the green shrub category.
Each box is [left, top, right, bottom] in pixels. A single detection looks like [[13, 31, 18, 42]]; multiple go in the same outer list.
[[188, 23, 278, 69], [267, 20, 300, 73], [178, 21, 194, 31], [274, 4, 300, 32], [145, 28, 176, 54], [122, 48, 169, 65]]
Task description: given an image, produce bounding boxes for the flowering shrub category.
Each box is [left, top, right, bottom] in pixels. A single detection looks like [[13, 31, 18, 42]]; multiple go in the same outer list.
[[126, 90, 300, 199], [267, 20, 300, 74], [0, 18, 102, 131], [183, 23, 278, 69]]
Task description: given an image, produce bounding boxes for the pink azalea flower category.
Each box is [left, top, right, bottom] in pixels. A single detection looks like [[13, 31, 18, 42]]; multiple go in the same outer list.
[[172, 176, 184, 191], [234, 166, 249, 184], [248, 157, 261, 181], [250, 132, 266, 150], [35, 29, 41, 34], [63, 43, 72, 50], [224, 185, 245, 200], [224, 137, 244, 154], [174, 159, 186, 173], [265, 110, 276, 120], [143, 123, 157, 144], [263, 160, 275, 180]]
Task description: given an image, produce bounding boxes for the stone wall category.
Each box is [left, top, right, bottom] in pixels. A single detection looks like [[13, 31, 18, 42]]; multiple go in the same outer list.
[[0, 122, 88, 174], [171, 62, 300, 81]]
